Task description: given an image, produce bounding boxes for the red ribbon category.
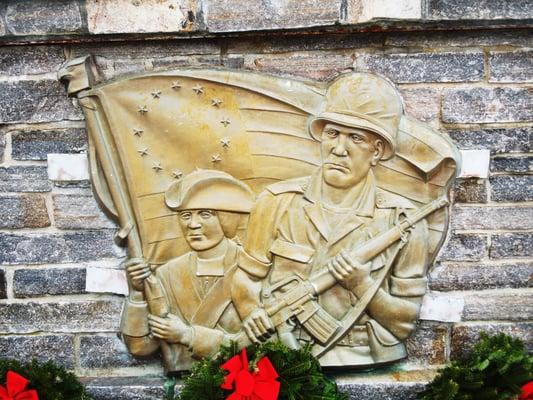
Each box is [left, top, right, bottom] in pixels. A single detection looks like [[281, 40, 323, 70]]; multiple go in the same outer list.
[[0, 371, 38, 400], [519, 381, 533, 400], [220, 349, 280, 400]]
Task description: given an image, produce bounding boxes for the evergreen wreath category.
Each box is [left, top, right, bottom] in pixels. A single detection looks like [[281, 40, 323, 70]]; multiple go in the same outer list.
[[0, 358, 90, 400], [418, 333, 533, 400], [166, 341, 349, 400]]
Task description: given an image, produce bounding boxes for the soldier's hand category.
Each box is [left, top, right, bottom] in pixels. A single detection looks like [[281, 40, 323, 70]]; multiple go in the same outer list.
[[148, 313, 193, 345], [327, 251, 373, 292], [243, 308, 275, 344], [124, 258, 151, 291]]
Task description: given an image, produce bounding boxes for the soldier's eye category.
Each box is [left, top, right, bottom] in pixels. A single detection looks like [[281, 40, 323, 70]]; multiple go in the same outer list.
[[324, 129, 339, 137], [350, 134, 363, 142], [179, 212, 192, 220], [199, 211, 214, 219]]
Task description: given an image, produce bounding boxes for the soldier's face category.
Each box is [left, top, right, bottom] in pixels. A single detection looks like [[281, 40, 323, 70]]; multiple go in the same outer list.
[[320, 123, 384, 189], [178, 209, 225, 251]]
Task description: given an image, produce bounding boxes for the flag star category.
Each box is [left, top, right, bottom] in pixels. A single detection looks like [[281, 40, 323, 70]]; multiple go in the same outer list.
[[220, 118, 231, 127], [192, 84, 204, 95], [220, 137, 231, 148], [211, 154, 222, 163], [171, 81, 182, 90], [138, 148, 149, 156], [211, 98, 223, 107], [172, 169, 183, 179], [152, 162, 163, 172], [138, 105, 148, 115], [133, 128, 143, 137], [151, 90, 162, 99]]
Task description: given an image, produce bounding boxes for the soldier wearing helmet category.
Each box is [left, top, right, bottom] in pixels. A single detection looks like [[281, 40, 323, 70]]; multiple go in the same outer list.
[[233, 73, 430, 368], [122, 169, 254, 372]]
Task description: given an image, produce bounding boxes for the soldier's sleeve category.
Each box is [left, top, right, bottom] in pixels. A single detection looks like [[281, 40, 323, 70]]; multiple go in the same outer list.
[[121, 298, 160, 356], [363, 217, 429, 340]]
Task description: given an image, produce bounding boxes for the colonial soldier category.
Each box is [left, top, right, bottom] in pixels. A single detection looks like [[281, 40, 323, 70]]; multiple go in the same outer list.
[[122, 169, 254, 372], [232, 73, 430, 368]]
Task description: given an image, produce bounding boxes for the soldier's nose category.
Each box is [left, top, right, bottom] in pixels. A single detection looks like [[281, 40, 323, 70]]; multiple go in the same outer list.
[[332, 135, 348, 156]]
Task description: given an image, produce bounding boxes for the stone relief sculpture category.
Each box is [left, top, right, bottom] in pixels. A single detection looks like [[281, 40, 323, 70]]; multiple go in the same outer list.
[[59, 56, 461, 373]]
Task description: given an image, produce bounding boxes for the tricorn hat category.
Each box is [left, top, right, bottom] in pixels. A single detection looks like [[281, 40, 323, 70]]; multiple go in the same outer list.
[[309, 73, 403, 160]]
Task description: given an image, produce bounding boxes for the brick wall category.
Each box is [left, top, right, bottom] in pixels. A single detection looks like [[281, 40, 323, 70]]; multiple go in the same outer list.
[[0, 1, 531, 399]]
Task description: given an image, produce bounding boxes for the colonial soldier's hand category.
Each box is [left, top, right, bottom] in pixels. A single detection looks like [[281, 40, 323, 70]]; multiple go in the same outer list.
[[148, 313, 193, 346], [243, 308, 275, 344], [125, 258, 152, 292], [327, 250, 374, 294]]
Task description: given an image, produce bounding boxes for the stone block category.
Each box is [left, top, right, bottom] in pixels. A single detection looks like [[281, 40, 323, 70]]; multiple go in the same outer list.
[[0, 17, 5, 36], [47, 153, 89, 181], [0, 299, 123, 333], [448, 127, 532, 154], [0, 269, 6, 299], [0, 166, 51, 193], [437, 234, 488, 262], [406, 323, 448, 365], [491, 233, 532, 259], [427, 0, 532, 20], [151, 55, 223, 70], [452, 179, 487, 203], [0, 80, 82, 124], [451, 323, 533, 359], [462, 291, 533, 321], [458, 150, 490, 178], [5, 0, 83, 35], [420, 292, 464, 323], [352, 0, 422, 23], [0, 231, 124, 265], [357, 52, 484, 83], [0, 194, 50, 229], [11, 128, 87, 161], [85, 267, 128, 296], [13, 268, 86, 298], [490, 175, 533, 202], [0, 133, 4, 163], [0, 45, 65, 76], [0, 335, 75, 368], [491, 156, 532, 173], [429, 262, 533, 291], [84, 377, 166, 400], [442, 87, 532, 124], [53, 193, 116, 230], [489, 51, 533, 83], [400, 88, 440, 122], [451, 206, 533, 230], [340, 382, 426, 400]]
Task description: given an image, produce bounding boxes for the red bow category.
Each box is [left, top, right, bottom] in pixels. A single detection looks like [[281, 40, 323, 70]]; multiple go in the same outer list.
[[220, 349, 280, 400], [519, 381, 533, 400], [0, 371, 38, 400]]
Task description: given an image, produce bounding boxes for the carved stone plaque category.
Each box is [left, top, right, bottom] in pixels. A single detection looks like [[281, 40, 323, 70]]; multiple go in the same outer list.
[[59, 56, 460, 373]]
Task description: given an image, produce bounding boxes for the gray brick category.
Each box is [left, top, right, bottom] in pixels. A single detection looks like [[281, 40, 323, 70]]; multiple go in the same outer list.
[[53, 194, 116, 230], [452, 206, 533, 230], [462, 291, 533, 321], [80, 335, 159, 369], [0, 45, 65, 76], [451, 323, 533, 359], [438, 234, 488, 261], [5, 0, 82, 35], [0, 269, 6, 299], [358, 52, 484, 83], [0, 79, 82, 124], [400, 88, 441, 122], [0, 299, 122, 333], [0, 194, 50, 229], [449, 127, 532, 154], [452, 179, 487, 203], [341, 382, 425, 400], [0, 231, 124, 265], [406, 323, 448, 365], [13, 268, 86, 298], [490, 175, 533, 202], [12, 128, 87, 161], [206, 0, 341, 33], [0, 166, 51, 193], [443, 87, 532, 124], [0, 335, 75, 368], [0, 132, 4, 163], [430, 262, 533, 291], [491, 233, 532, 259], [491, 156, 532, 173], [84, 377, 166, 400], [427, 0, 532, 20], [490, 51, 533, 83]]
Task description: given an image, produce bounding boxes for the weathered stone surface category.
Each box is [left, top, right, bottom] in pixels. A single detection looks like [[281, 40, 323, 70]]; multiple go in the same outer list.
[[400, 88, 440, 122], [443, 87, 532, 123], [0, 194, 50, 229], [462, 291, 533, 321], [12, 128, 86, 161], [491, 156, 532, 173], [449, 127, 532, 154], [490, 175, 533, 202], [348, 0, 422, 23], [452, 206, 533, 230], [0, 335, 75, 368], [0, 133, 5, 163], [0, 80, 82, 124], [0, 166, 51, 193], [13, 268, 86, 298], [5, 0, 82, 35], [427, 0, 532, 20], [0, 299, 122, 333], [452, 179, 487, 203], [80, 335, 159, 369], [430, 262, 533, 291], [491, 233, 533, 259], [490, 51, 533, 83], [406, 323, 448, 365], [437, 234, 488, 261], [451, 323, 533, 359], [84, 377, 166, 400], [206, 0, 341, 33], [357, 52, 484, 83], [0, 17, 5, 36], [0, 231, 124, 265], [0, 269, 6, 299], [340, 382, 426, 400], [53, 194, 116, 230], [0, 45, 65, 75], [151, 55, 223, 70]]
